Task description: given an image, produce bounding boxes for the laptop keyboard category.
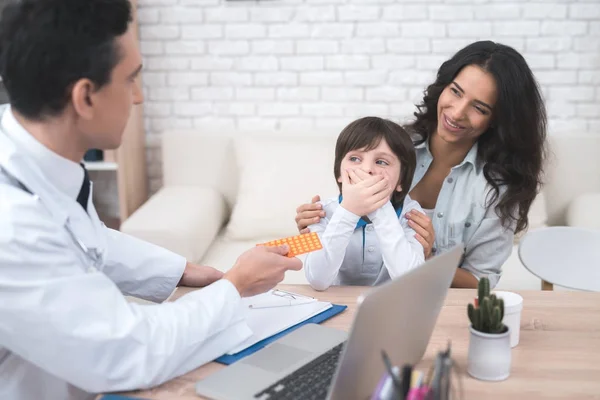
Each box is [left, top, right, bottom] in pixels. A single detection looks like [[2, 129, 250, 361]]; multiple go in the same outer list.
[[254, 342, 345, 400]]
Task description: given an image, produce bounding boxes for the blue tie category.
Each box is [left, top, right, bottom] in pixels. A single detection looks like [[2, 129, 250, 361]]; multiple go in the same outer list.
[[338, 195, 403, 261]]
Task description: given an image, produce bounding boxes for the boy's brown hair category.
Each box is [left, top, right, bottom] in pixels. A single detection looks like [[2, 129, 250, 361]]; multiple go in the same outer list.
[[334, 116, 416, 210]]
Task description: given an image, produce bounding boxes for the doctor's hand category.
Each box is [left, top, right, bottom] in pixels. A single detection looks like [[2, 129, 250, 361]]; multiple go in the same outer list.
[[178, 262, 224, 287], [224, 245, 303, 297]]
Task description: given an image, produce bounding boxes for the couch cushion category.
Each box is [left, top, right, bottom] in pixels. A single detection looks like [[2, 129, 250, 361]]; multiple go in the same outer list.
[[225, 136, 340, 240], [162, 132, 239, 211], [544, 134, 600, 225], [566, 193, 600, 229]]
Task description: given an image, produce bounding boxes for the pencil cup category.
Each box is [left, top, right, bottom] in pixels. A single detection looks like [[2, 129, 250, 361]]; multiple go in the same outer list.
[[493, 291, 523, 348]]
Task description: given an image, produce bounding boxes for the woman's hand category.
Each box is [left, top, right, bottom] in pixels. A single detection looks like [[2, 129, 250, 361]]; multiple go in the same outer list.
[[295, 195, 324, 234], [405, 210, 435, 259]]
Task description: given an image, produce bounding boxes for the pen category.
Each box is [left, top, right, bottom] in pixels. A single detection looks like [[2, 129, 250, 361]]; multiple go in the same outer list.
[[430, 353, 443, 399], [424, 364, 434, 387], [443, 340, 452, 359], [411, 370, 424, 389], [401, 365, 412, 399], [406, 387, 429, 400], [437, 340, 452, 400], [405, 370, 426, 400], [440, 355, 452, 400], [381, 350, 402, 391]]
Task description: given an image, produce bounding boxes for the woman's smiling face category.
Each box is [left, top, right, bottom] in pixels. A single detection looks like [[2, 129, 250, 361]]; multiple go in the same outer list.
[[436, 64, 498, 146]]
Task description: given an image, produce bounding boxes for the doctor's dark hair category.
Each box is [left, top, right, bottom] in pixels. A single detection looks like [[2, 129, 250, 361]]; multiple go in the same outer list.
[[0, 0, 132, 120], [406, 41, 547, 234], [334, 117, 416, 210]]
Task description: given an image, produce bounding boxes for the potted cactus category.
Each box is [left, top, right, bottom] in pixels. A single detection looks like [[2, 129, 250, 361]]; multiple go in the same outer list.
[[467, 277, 511, 381]]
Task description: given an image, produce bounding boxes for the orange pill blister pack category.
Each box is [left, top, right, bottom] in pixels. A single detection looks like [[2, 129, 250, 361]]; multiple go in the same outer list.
[[257, 232, 323, 258]]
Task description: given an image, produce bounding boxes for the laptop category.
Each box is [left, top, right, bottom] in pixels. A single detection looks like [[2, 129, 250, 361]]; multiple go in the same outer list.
[[196, 244, 463, 400]]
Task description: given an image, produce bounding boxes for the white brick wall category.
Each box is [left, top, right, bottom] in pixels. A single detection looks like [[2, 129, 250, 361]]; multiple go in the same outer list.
[[136, 0, 600, 195]]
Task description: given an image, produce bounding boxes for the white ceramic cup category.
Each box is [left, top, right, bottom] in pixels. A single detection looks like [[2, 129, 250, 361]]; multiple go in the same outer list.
[[493, 291, 524, 348]]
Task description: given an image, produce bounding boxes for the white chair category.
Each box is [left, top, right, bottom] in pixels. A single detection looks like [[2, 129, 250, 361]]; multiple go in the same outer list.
[[518, 226, 600, 292]]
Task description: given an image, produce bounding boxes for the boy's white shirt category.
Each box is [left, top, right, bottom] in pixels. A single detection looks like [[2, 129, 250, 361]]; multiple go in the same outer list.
[[304, 195, 425, 290]]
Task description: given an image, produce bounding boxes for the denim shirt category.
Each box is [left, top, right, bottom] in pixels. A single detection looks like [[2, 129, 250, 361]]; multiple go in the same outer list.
[[411, 140, 515, 288]]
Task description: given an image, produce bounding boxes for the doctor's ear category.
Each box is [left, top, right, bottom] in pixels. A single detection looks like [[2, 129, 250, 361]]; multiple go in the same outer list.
[[71, 78, 97, 120]]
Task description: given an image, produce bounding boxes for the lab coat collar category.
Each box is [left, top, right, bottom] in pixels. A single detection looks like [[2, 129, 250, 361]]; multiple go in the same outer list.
[[1, 105, 84, 200], [0, 105, 105, 257]]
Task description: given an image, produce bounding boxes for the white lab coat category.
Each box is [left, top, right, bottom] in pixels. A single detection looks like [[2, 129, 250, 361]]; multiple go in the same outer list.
[[0, 105, 252, 400]]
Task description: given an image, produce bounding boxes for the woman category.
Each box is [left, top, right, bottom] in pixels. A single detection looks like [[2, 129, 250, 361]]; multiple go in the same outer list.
[[295, 41, 547, 289]]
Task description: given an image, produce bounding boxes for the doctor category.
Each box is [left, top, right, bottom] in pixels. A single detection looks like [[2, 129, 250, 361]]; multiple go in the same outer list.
[[0, 1, 302, 399]]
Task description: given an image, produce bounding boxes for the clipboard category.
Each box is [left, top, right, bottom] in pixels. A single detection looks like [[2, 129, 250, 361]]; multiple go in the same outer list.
[[228, 290, 333, 354], [215, 304, 347, 365]]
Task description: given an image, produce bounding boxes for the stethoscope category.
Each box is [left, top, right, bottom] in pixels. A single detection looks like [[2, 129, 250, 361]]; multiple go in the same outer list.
[[2, 165, 105, 271], [64, 220, 104, 270], [0, 120, 105, 272]]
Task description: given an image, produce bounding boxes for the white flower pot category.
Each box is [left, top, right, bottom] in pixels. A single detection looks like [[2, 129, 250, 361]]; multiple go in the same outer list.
[[467, 325, 511, 381]]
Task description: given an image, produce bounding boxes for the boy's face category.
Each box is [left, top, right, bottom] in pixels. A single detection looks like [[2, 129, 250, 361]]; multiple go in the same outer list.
[[338, 138, 403, 194]]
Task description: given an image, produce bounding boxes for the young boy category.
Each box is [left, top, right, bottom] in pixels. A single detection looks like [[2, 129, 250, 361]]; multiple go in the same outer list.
[[305, 117, 425, 290]]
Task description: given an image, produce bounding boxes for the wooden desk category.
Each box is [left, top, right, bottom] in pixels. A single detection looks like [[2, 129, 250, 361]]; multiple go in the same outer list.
[[116, 285, 600, 400]]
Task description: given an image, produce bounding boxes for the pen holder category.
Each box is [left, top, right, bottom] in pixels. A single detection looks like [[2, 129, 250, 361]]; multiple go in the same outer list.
[[372, 344, 461, 400], [371, 366, 403, 400]]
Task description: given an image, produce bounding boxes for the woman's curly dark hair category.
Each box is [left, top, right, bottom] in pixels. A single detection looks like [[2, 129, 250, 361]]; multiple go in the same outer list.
[[407, 41, 547, 234]]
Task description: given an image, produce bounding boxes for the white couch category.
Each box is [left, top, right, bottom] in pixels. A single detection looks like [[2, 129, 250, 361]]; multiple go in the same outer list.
[[121, 132, 600, 291]]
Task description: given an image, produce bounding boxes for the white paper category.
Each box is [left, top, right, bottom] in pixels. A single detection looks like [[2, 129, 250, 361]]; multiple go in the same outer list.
[[227, 291, 332, 355]]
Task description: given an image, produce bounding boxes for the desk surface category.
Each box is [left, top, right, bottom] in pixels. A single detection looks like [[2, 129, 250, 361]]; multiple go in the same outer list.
[[117, 285, 600, 400]]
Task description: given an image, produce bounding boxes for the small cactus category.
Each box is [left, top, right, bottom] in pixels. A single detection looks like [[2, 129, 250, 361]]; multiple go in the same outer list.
[[467, 277, 507, 334]]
